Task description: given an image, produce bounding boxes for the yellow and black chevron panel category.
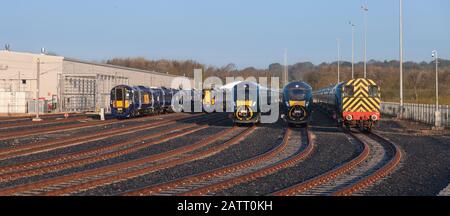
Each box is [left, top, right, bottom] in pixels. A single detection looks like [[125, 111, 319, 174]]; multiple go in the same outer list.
[[342, 78, 380, 113]]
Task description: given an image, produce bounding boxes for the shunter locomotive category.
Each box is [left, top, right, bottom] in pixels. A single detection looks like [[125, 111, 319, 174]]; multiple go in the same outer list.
[[314, 78, 381, 131]]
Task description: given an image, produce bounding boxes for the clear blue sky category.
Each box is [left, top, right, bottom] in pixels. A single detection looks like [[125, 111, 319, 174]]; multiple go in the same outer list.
[[1, 0, 449, 68]]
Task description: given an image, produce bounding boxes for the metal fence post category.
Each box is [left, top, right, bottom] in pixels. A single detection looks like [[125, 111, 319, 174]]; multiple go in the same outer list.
[[421, 104, 423, 123], [446, 105, 449, 126]]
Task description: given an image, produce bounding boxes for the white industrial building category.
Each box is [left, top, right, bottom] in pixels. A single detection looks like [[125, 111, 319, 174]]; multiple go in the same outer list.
[[0, 50, 193, 114]]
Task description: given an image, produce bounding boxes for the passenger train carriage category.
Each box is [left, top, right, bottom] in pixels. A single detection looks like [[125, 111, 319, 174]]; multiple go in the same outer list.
[[110, 85, 179, 118], [282, 82, 313, 126], [314, 78, 381, 131]]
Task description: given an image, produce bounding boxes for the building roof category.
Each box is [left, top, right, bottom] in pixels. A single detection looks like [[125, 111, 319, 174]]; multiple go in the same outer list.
[[64, 58, 182, 78], [0, 50, 185, 78]]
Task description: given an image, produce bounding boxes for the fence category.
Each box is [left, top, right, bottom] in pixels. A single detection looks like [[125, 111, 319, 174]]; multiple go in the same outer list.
[[0, 92, 27, 114], [59, 75, 97, 113], [27, 100, 49, 114], [58, 74, 129, 113], [381, 102, 450, 127]]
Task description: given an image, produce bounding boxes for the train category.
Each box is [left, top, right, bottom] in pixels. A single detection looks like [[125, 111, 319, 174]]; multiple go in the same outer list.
[[110, 85, 180, 118], [110, 81, 316, 127], [314, 78, 381, 131], [220, 81, 281, 125], [282, 82, 313, 126], [202, 88, 219, 113]]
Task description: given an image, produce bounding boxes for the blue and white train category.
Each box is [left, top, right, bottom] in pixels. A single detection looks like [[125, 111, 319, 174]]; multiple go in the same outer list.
[[110, 85, 179, 118]]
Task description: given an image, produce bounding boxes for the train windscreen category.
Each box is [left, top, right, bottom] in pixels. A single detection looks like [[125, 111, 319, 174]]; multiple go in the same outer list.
[[234, 85, 254, 101], [116, 88, 124, 100], [369, 85, 378, 97], [343, 86, 354, 97], [288, 89, 306, 101]]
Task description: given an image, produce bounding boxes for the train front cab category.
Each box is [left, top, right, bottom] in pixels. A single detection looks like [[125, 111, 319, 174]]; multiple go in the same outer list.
[[233, 83, 260, 125], [341, 79, 381, 131], [202, 89, 216, 113], [283, 83, 313, 127], [111, 85, 134, 118]]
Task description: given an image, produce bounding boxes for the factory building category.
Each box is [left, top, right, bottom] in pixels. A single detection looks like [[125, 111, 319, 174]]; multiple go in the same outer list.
[[0, 50, 193, 114]]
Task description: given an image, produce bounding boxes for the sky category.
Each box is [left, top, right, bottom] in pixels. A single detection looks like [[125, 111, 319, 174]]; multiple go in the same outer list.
[[0, 0, 449, 69]]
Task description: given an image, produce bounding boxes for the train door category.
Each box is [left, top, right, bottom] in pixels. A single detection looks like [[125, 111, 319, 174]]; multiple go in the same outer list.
[[154, 89, 162, 111], [161, 89, 166, 108], [114, 88, 125, 109], [134, 88, 141, 109]]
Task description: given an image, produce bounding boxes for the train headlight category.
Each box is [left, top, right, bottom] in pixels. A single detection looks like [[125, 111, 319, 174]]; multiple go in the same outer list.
[[371, 115, 378, 121], [285, 101, 290, 107], [346, 115, 353, 121]]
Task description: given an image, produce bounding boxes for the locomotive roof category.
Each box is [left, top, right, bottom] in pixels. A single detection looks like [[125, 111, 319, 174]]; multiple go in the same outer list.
[[219, 81, 280, 93], [220, 81, 243, 90], [284, 82, 312, 90], [313, 78, 378, 94]]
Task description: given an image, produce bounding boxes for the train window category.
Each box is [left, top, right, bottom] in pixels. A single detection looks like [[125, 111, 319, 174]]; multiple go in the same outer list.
[[369, 85, 379, 97], [134, 92, 139, 103], [289, 89, 306, 100], [343, 85, 354, 97], [116, 89, 123, 100], [143, 93, 151, 104], [111, 91, 116, 100]]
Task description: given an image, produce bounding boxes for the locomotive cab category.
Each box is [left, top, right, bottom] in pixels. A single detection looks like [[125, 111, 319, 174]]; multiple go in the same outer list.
[[287, 89, 308, 121], [341, 79, 381, 131], [202, 89, 216, 113], [283, 82, 313, 126], [111, 86, 133, 117], [233, 82, 260, 124]]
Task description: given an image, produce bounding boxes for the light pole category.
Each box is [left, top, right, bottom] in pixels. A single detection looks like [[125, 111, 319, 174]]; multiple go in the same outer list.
[[349, 21, 355, 79], [284, 48, 288, 87], [337, 38, 341, 83], [399, 0, 404, 119], [432, 50, 442, 129], [33, 58, 42, 122], [361, 4, 369, 78]]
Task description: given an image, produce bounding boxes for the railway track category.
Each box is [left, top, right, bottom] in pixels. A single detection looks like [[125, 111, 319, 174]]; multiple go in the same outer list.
[[0, 116, 88, 130], [0, 116, 236, 196], [0, 119, 118, 142], [0, 113, 85, 124], [0, 113, 186, 142], [43, 122, 244, 196], [0, 113, 198, 161], [123, 127, 314, 196], [272, 130, 402, 196], [176, 127, 314, 196], [0, 115, 222, 184]]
